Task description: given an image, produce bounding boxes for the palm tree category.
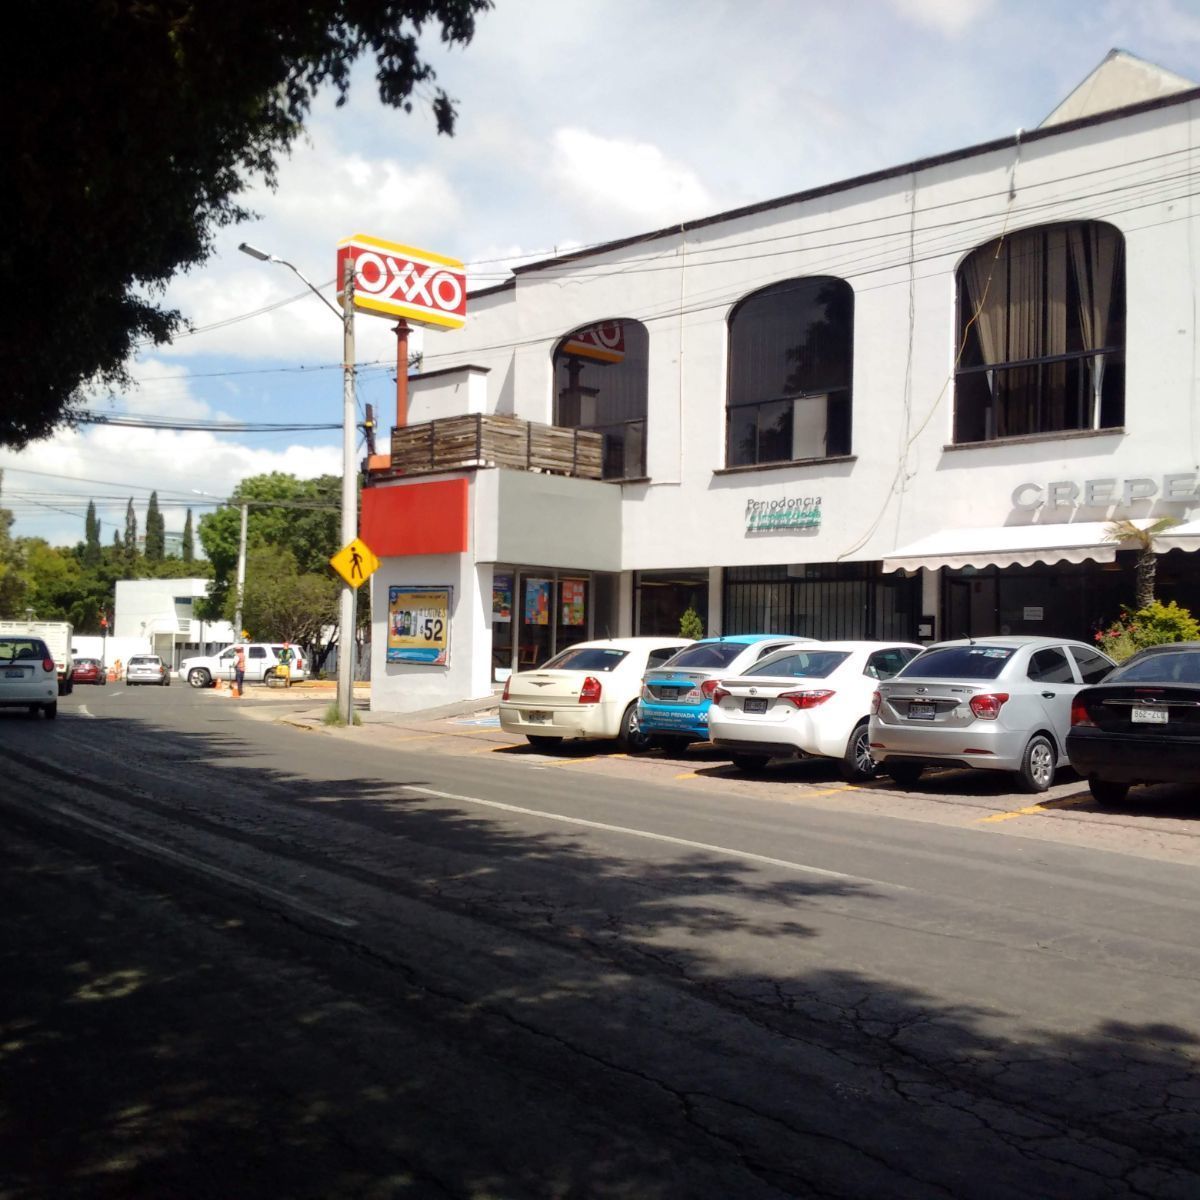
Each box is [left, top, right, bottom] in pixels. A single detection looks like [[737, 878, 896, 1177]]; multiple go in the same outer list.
[[1104, 517, 1181, 609]]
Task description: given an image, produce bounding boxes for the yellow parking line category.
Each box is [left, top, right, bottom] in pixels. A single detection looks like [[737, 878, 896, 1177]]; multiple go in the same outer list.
[[674, 770, 699, 780], [978, 795, 1093, 823]]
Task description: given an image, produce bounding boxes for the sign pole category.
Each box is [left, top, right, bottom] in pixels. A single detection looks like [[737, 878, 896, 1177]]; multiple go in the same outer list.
[[339, 258, 357, 725]]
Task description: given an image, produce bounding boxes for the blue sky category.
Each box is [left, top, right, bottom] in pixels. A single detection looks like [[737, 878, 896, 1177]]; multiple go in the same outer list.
[[4, 0, 1200, 547]]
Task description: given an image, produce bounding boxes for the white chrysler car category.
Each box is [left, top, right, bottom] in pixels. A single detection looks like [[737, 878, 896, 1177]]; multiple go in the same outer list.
[[499, 637, 690, 751]]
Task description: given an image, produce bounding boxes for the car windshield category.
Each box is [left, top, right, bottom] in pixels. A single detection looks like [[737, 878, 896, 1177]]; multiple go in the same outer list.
[[900, 645, 1015, 680], [129, 656, 158, 666], [539, 646, 629, 672], [1111, 650, 1200, 684], [0, 638, 47, 663], [665, 642, 757, 669], [745, 650, 850, 679]]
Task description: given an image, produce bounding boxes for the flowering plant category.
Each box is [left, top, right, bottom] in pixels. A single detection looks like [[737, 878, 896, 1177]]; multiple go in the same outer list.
[[1094, 600, 1200, 662]]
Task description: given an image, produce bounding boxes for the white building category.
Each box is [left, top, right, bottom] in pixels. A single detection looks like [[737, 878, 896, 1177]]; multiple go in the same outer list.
[[114, 578, 234, 667], [363, 53, 1200, 713]]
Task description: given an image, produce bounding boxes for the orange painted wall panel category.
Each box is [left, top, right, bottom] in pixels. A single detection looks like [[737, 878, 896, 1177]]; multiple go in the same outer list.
[[361, 478, 469, 557]]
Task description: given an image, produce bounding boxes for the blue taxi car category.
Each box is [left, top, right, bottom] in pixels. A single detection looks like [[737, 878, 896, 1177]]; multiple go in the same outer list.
[[637, 634, 816, 749]]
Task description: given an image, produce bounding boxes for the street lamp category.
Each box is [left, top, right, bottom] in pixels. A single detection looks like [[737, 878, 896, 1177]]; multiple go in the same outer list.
[[239, 240, 358, 724]]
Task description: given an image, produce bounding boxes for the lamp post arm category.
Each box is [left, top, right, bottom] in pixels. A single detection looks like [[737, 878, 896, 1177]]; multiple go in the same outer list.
[[271, 257, 344, 322]]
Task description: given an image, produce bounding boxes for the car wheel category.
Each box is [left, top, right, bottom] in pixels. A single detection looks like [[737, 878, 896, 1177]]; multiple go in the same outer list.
[[1089, 776, 1129, 806], [1016, 733, 1056, 794], [730, 753, 769, 773], [43, 701, 57, 719], [188, 668, 211, 688], [526, 735, 563, 750], [26, 704, 38, 718], [618, 701, 652, 753], [839, 720, 877, 783], [886, 762, 924, 787]]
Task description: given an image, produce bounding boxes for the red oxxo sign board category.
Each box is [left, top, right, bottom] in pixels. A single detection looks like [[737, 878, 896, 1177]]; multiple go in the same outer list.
[[336, 234, 467, 329]]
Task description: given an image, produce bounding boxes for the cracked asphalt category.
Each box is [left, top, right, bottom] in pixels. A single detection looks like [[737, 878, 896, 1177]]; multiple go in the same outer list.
[[3, 683, 1200, 1198]]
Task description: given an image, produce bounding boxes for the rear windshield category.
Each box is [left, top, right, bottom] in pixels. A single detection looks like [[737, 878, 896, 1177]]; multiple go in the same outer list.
[[745, 650, 850, 679], [540, 647, 629, 672], [128, 656, 159, 666], [0, 638, 48, 663], [899, 645, 1015, 680], [1111, 651, 1200, 684], [664, 642, 755, 669]]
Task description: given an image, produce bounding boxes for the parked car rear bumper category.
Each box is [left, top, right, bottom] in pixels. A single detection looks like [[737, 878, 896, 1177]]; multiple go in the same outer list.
[[1067, 729, 1200, 784]]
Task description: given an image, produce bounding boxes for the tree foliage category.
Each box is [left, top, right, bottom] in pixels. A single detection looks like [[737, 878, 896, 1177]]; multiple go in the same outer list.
[[145, 491, 165, 561], [228, 545, 339, 645], [1, 0, 492, 448], [84, 501, 102, 567], [1104, 517, 1181, 609], [182, 509, 195, 563]]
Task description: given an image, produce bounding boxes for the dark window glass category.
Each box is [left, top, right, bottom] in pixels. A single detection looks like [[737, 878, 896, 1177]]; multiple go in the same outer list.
[[746, 650, 850, 678], [727, 277, 854, 467], [0, 639, 48, 662], [1069, 646, 1114, 684], [900, 646, 1015, 680], [553, 320, 648, 480], [1112, 650, 1200, 684], [867, 647, 921, 679], [664, 642, 754, 669], [540, 646, 629, 672], [647, 645, 688, 668], [954, 222, 1125, 443], [1027, 647, 1074, 684], [248, 646, 267, 659]]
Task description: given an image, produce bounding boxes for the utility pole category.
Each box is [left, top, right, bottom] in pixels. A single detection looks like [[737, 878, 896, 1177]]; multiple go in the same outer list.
[[233, 502, 248, 640], [339, 258, 357, 725]]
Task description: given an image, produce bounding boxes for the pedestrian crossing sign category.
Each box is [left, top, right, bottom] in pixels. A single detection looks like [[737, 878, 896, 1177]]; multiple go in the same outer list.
[[330, 537, 380, 588]]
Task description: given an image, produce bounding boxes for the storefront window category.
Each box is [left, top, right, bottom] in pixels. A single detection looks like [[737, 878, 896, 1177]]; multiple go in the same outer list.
[[634, 569, 709, 636]]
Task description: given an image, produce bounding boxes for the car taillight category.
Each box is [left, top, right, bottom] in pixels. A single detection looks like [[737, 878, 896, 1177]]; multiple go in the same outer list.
[[778, 689, 834, 709], [700, 679, 720, 699], [579, 676, 602, 704], [710, 686, 730, 704], [43, 658, 55, 673], [641, 683, 653, 701], [870, 689, 881, 714], [969, 692, 1009, 720], [502, 677, 511, 701], [1070, 698, 1096, 727]]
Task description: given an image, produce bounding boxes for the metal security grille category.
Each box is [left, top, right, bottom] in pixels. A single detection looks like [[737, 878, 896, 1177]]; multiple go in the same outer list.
[[722, 563, 920, 641]]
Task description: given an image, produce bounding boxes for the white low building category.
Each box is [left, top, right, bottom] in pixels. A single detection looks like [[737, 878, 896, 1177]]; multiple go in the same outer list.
[[363, 52, 1200, 713], [114, 578, 234, 668]]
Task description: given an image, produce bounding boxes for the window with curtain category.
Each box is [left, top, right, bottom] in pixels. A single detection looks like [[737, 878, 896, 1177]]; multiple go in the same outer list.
[[553, 319, 649, 480], [954, 221, 1125, 444], [726, 277, 854, 468]]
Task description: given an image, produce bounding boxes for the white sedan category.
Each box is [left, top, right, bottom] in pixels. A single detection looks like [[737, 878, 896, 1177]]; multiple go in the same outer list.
[[500, 637, 691, 751], [0, 635, 60, 719], [708, 641, 924, 780]]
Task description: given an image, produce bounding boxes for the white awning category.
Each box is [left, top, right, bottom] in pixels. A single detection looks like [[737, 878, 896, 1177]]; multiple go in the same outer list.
[[1153, 519, 1200, 552], [881, 521, 1144, 573]]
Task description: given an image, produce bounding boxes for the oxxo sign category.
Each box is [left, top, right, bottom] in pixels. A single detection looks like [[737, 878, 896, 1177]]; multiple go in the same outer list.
[[1012, 473, 1200, 512], [336, 234, 467, 329]]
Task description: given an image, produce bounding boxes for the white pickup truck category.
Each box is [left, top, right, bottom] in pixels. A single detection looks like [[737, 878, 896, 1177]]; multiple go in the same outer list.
[[179, 643, 308, 688], [0, 620, 74, 694]]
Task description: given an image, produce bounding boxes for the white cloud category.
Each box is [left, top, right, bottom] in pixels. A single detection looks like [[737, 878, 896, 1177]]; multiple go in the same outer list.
[[547, 129, 715, 230], [887, 0, 995, 36]]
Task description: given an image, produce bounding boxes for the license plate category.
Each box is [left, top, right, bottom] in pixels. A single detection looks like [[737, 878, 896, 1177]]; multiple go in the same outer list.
[[1132, 707, 1168, 724], [5, 669, 21, 678], [527, 710, 552, 724], [907, 702, 936, 720], [743, 698, 768, 714], [658, 687, 678, 700]]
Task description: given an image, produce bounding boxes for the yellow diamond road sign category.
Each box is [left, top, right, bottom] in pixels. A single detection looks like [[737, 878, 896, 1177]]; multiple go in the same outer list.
[[330, 538, 380, 589]]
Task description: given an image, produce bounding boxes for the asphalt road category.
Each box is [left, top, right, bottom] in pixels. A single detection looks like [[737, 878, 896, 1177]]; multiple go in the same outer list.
[[3, 683, 1200, 1199]]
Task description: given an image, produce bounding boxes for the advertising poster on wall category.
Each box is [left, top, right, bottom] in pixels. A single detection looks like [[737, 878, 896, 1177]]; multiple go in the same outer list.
[[492, 574, 513, 623], [524, 578, 551, 625], [387, 586, 452, 664], [561, 578, 586, 626]]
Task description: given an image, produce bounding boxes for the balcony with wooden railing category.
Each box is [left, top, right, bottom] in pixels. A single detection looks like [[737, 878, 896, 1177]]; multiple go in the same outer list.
[[379, 413, 604, 480]]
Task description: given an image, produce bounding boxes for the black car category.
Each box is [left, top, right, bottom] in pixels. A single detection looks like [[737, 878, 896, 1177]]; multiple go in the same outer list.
[[1067, 642, 1200, 804]]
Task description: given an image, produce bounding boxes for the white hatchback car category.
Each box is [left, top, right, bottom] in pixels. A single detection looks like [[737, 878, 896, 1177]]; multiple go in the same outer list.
[[869, 635, 1117, 792], [708, 642, 923, 780], [0, 635, 59, 718], [499, 637, 691, 751]]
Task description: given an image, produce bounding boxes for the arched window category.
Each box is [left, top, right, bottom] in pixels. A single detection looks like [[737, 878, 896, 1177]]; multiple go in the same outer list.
[[553, 319, 648, 480], [726, 277, 854, 468], [955, 221, 1125, 443]]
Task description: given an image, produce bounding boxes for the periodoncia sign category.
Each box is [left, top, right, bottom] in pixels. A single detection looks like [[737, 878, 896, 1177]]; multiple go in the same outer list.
[[336, 234, 467, 329]]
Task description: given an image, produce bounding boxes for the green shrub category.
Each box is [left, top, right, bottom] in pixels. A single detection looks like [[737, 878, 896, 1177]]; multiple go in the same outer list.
[[1095, 600, 1200, 662], [679, 605, 705, 640]]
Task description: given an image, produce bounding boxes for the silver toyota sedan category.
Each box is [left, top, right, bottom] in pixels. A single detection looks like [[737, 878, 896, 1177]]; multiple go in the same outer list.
[[868, 635, 1115, 793]]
